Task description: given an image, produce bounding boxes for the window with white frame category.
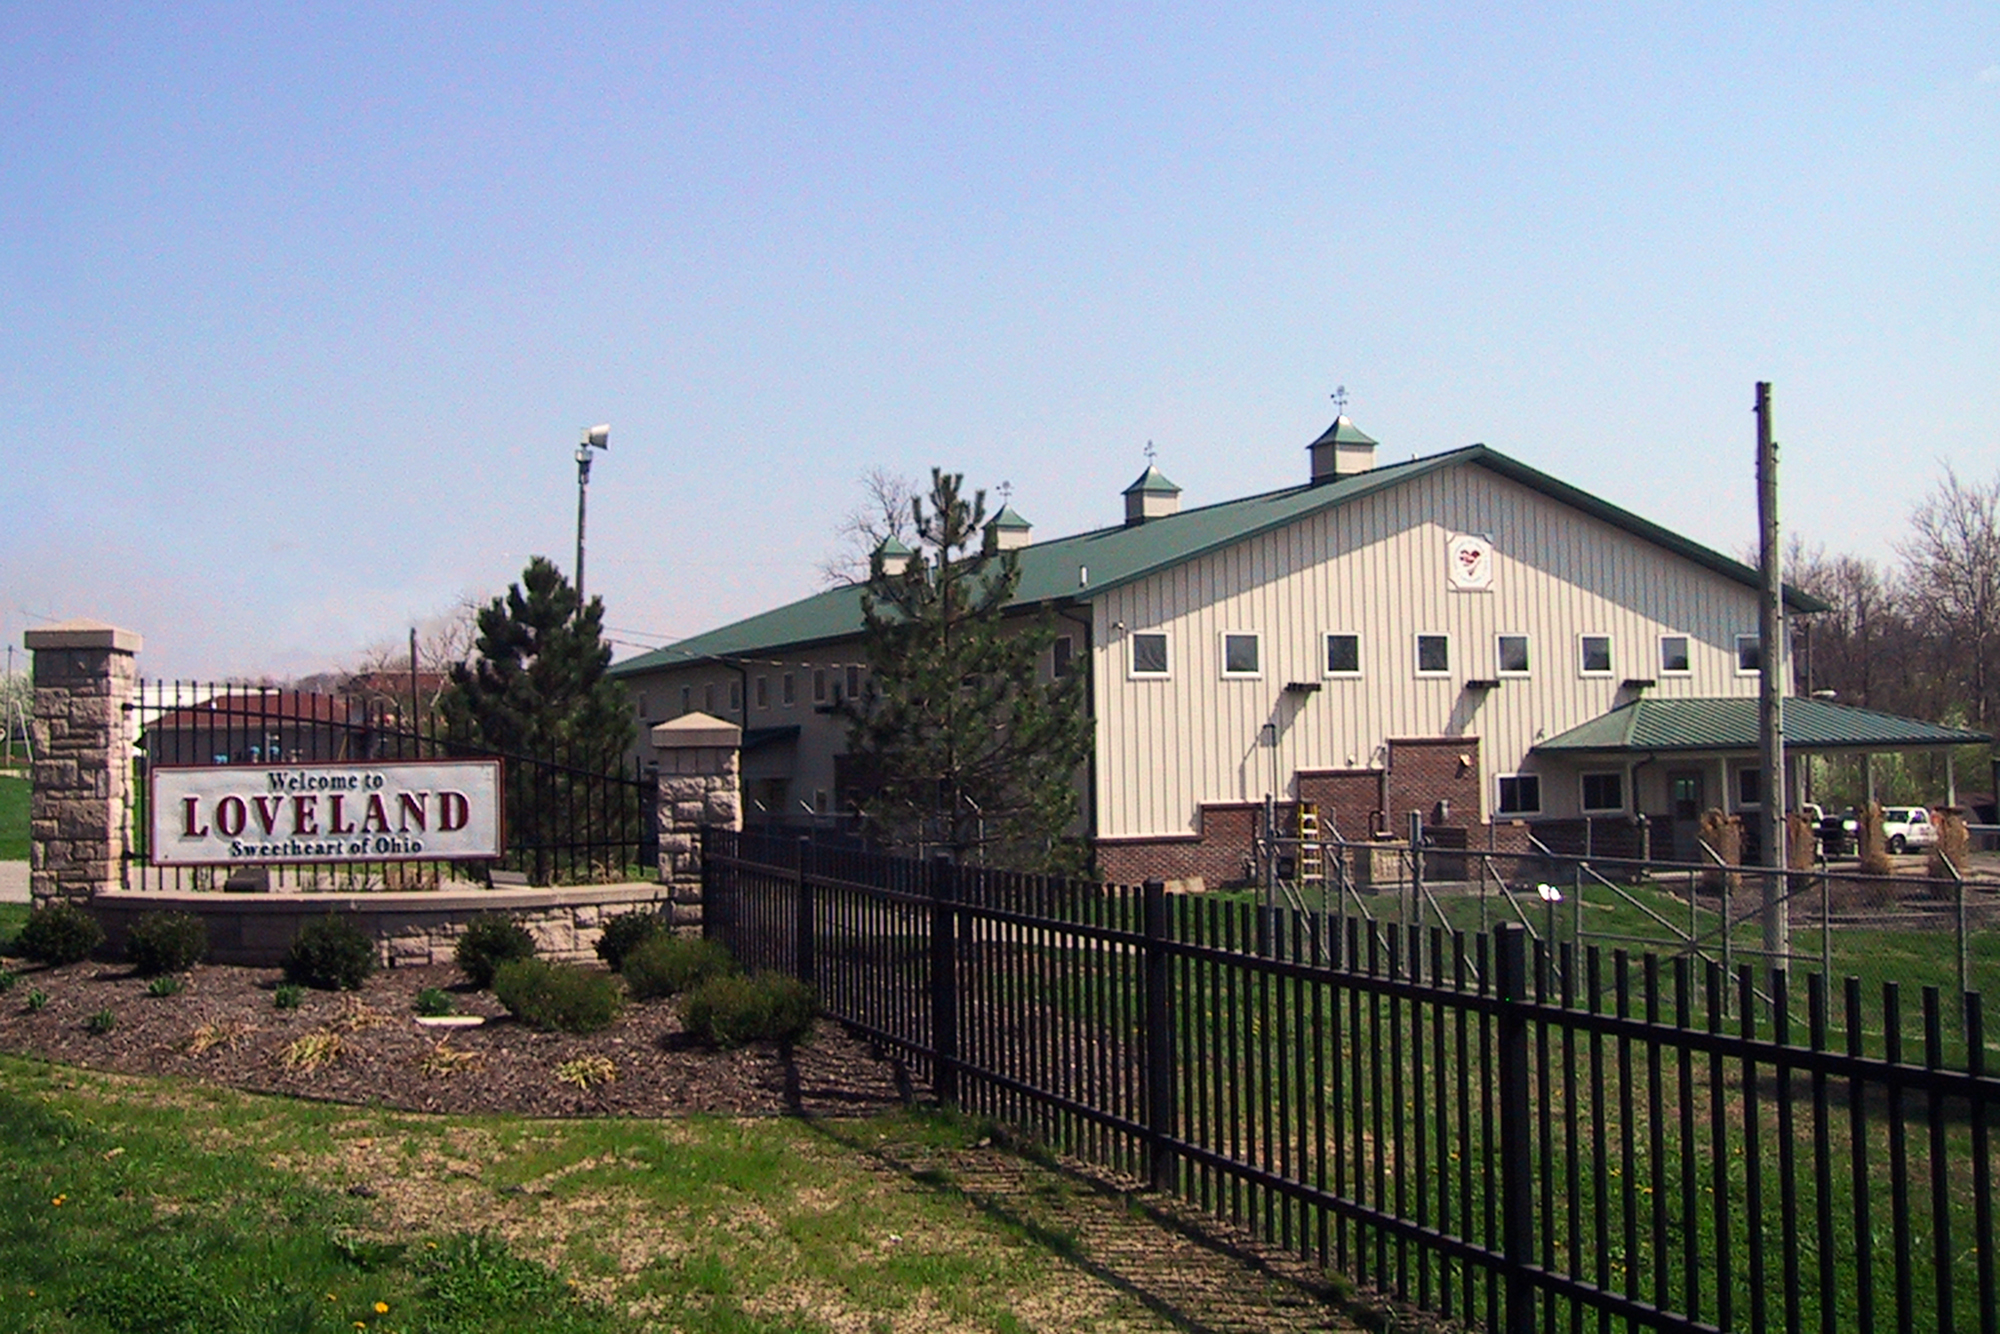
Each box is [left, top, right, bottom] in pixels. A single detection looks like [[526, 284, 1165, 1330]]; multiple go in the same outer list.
[[1660, 635, 1691, 675], [1581, 771, 1625, 813], [1053, 635, 1073, 678], [1579, 635, 1613, 676], [729, 679, 743, 712], [845, 664, 861, 699], [755, 676, 769, 709], [1497, 634, 1531, 676], [813, 668, 827, 704], [1222, 632, 1261, 677], [680, 685, 692, 715], [1324, 632, 1361, 676], [1735, 766, 1762, 809], [1736, 635, 1762, 674], [636, 693, 650, 720], [1416, 633, 1451, 675], [1130, 632, 1170, 678], [1497, 773, 1542, 815], [782, 672, 796, 706]]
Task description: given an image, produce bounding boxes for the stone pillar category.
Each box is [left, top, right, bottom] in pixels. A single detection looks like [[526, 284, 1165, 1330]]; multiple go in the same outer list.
[[650, 711, 742, 930], [25, 619, 142, 906]]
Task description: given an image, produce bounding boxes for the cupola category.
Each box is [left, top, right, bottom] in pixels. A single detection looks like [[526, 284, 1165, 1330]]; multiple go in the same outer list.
[[871, 535, 914, 577], [1307, 416, 1379, 483], [983, 505, 1033, 553], [1122, 465, 1182, 525]]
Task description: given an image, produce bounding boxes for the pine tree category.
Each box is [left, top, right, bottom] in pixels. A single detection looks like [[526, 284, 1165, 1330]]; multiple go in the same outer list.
[[441, 556, 635, 879], [845, 470, 1091, 872]]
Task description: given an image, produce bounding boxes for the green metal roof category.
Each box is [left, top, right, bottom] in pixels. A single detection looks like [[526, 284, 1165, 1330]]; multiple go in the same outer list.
[[986, 504, 1031, 531], [1534, 696, 1989, 754], [1308, 416, 1379, 451], [611, 442, 1832, 676], [1122, 465, 1181, 496], [873, 534, 912, 556]]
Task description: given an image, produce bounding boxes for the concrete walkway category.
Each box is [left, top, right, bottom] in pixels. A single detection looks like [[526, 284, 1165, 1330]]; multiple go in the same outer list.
[[0, 862, 26, 903]]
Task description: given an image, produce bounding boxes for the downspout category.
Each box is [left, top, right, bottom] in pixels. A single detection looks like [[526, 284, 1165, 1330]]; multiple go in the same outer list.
[[1057, 602, 1099, 846]]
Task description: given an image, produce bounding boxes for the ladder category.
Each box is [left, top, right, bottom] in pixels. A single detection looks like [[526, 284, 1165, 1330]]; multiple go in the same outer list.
[[1295, 801, 1325, 884]]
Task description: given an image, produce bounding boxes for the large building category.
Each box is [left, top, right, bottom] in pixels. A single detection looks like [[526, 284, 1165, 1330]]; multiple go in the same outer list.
[[611, 418, 1981, 885]]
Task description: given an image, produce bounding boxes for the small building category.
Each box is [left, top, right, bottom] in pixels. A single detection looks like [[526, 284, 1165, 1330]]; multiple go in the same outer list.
[[611, 417, 1984, 883]]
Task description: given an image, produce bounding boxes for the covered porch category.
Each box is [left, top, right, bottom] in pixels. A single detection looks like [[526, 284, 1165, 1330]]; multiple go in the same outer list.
[[1530, 696, 1990, 861]]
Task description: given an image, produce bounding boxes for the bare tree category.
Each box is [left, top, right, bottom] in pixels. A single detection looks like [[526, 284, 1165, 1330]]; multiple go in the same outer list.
[[1897, 465, 2000, 727], [816, 467, 923, 587], [344, 598, 481, 720]]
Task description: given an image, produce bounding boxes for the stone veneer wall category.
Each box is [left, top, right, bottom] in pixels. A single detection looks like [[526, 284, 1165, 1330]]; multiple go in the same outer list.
[[88, 884, 673, 968], [651, 712, 744, 930], [25, 620, 141, 906]]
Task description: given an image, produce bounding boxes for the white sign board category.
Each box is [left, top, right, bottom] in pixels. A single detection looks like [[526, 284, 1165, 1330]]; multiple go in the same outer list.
[[150, 760, 503, 865], [1447, 533, 1494, 591]]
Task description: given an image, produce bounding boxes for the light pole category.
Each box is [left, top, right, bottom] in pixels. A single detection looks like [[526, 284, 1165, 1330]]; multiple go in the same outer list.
[[574, 424, 610, 609]]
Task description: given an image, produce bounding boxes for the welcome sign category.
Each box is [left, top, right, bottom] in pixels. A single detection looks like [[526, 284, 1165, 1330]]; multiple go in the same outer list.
[[150, 759, 503, 865]]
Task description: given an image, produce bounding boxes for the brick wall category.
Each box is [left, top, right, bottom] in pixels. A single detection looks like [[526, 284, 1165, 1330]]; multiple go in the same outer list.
[[1384, 737, 1483, 839], [1096, 803, 1261, 888], [1295, 769, 1386, 839]]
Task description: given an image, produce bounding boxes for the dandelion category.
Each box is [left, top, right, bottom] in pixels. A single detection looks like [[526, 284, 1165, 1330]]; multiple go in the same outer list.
[[374, 1301, 389, 1314], [50, 1195, 66, 1206]]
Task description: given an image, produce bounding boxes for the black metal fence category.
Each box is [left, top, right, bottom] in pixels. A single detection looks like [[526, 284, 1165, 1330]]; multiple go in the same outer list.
[[124, 680, 654, 889], [706, 828, 2000, 1333]]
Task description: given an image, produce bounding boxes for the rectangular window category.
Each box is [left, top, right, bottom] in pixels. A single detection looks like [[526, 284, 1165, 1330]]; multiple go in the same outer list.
[[782, 672, 796, 706], [1579, 635, 1613, 676], [1736, 767, 1762, 809], [703, 682, 716, 713], [845, 664, 861, 699], [813, 668, 827, 704], [1581, 772, 1625, 813], [1222, 632, 1260, 677], [1497, 634, 1531, 676], [1324, 632, 1360, 676], [680, 685, 692, 715], [1736, 634, 1762, 674], [813, 788, 829, 815], [1130, 632, 1170, 677], [1416, 633, 1450, 675], [1053, 635, 1073, 678], [1497, 774, 1542, 816], [636, 693, 649, 720], [1660, 635, 1691, 675], [755, 676, 768, 709], [729, 679, 742, 712]]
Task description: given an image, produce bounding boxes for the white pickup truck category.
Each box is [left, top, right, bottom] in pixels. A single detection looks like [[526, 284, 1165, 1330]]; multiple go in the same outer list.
[[1879, 806, 1939, 854]]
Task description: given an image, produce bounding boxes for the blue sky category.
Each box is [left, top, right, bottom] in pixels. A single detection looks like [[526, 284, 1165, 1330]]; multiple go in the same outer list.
[[4, 3, 1996, 680]]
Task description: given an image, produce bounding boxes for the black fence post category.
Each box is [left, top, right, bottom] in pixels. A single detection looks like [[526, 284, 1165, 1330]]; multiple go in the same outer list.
[[930, 854, 960, 1106], [1495, 923, 1536, 1334], [1143, 879, 1178, 1192], [699, 826, 717, 942], [795, 835, 816, 985]]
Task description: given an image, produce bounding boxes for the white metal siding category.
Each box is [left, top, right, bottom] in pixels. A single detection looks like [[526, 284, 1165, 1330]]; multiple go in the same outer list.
[[1091, 463, 1765, 837]]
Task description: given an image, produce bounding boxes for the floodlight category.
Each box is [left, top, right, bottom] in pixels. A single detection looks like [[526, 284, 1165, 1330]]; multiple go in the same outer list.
[[581, 424, 610, 449]]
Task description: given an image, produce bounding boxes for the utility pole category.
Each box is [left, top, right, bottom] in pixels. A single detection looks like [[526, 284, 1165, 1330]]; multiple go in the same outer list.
[[573, 424, 610, 611], [1755, 382, 1788, 970]]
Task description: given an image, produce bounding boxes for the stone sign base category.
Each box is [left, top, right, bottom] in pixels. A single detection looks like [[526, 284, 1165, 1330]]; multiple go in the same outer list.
[[87, 883, 675, 969]]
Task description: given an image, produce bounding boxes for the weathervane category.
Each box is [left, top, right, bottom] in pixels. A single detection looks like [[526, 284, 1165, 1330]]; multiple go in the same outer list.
[[1143, 439, 1157, 466], [997, 480, 1014, 506], [1330, 384, 1349, 416]]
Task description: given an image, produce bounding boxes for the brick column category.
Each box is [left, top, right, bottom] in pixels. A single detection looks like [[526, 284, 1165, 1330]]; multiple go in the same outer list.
[[650, 711, 742, 930], [25, 619, 142, 906]]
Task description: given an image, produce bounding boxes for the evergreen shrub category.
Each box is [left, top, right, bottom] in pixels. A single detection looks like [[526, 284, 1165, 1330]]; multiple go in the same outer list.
[[17, 900, 105, 965], [281, 914, 377, 991], [491, 959, 623, 1034], [679, 972, 817, 1049], [456, 913, 537, 988], [621, 934, 736, 1001], [594, 909, 667, 973], [126, 910, 209, 975]]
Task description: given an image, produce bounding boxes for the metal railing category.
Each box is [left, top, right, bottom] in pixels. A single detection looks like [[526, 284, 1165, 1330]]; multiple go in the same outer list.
[[706, 829, 2000, 1333]]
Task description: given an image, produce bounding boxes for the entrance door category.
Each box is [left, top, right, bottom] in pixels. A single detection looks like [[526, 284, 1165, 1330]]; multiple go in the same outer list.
[[1667, 769, 1705, 861]]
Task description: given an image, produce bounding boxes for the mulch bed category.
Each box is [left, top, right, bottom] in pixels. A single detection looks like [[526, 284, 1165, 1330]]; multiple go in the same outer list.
[[0, 955, 911, 1119]]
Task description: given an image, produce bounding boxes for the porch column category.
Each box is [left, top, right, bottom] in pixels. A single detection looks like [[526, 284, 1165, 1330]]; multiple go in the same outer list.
[[25, 620, 142, 906], [650, 711, 742, 931]]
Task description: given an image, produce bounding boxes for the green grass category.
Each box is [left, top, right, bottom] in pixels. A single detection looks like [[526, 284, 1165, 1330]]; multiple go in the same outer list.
[[0, 1056, 1209, 1334], [0, 901, 27, 954], [0, 771, 27, 860]]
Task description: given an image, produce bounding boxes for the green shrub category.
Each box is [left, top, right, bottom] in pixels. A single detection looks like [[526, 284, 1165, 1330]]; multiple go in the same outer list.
[[492, 959, 623, 1034], [621, 934, 737, 1001], [280, 914, 377, 991], [85, 1008, 116, 1034], [679, 971, 817, 1049], [16, 899, 105, 965], [0, 968, 14, 992], [273, 983, 305, 1010], [455, 913, 537, 989], [414, 986, 456, 1017], [126, 910, 209, 975], [144, 975, 185, 998], [24, 988, 48, 1012], [594, 909, 667, 972]]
